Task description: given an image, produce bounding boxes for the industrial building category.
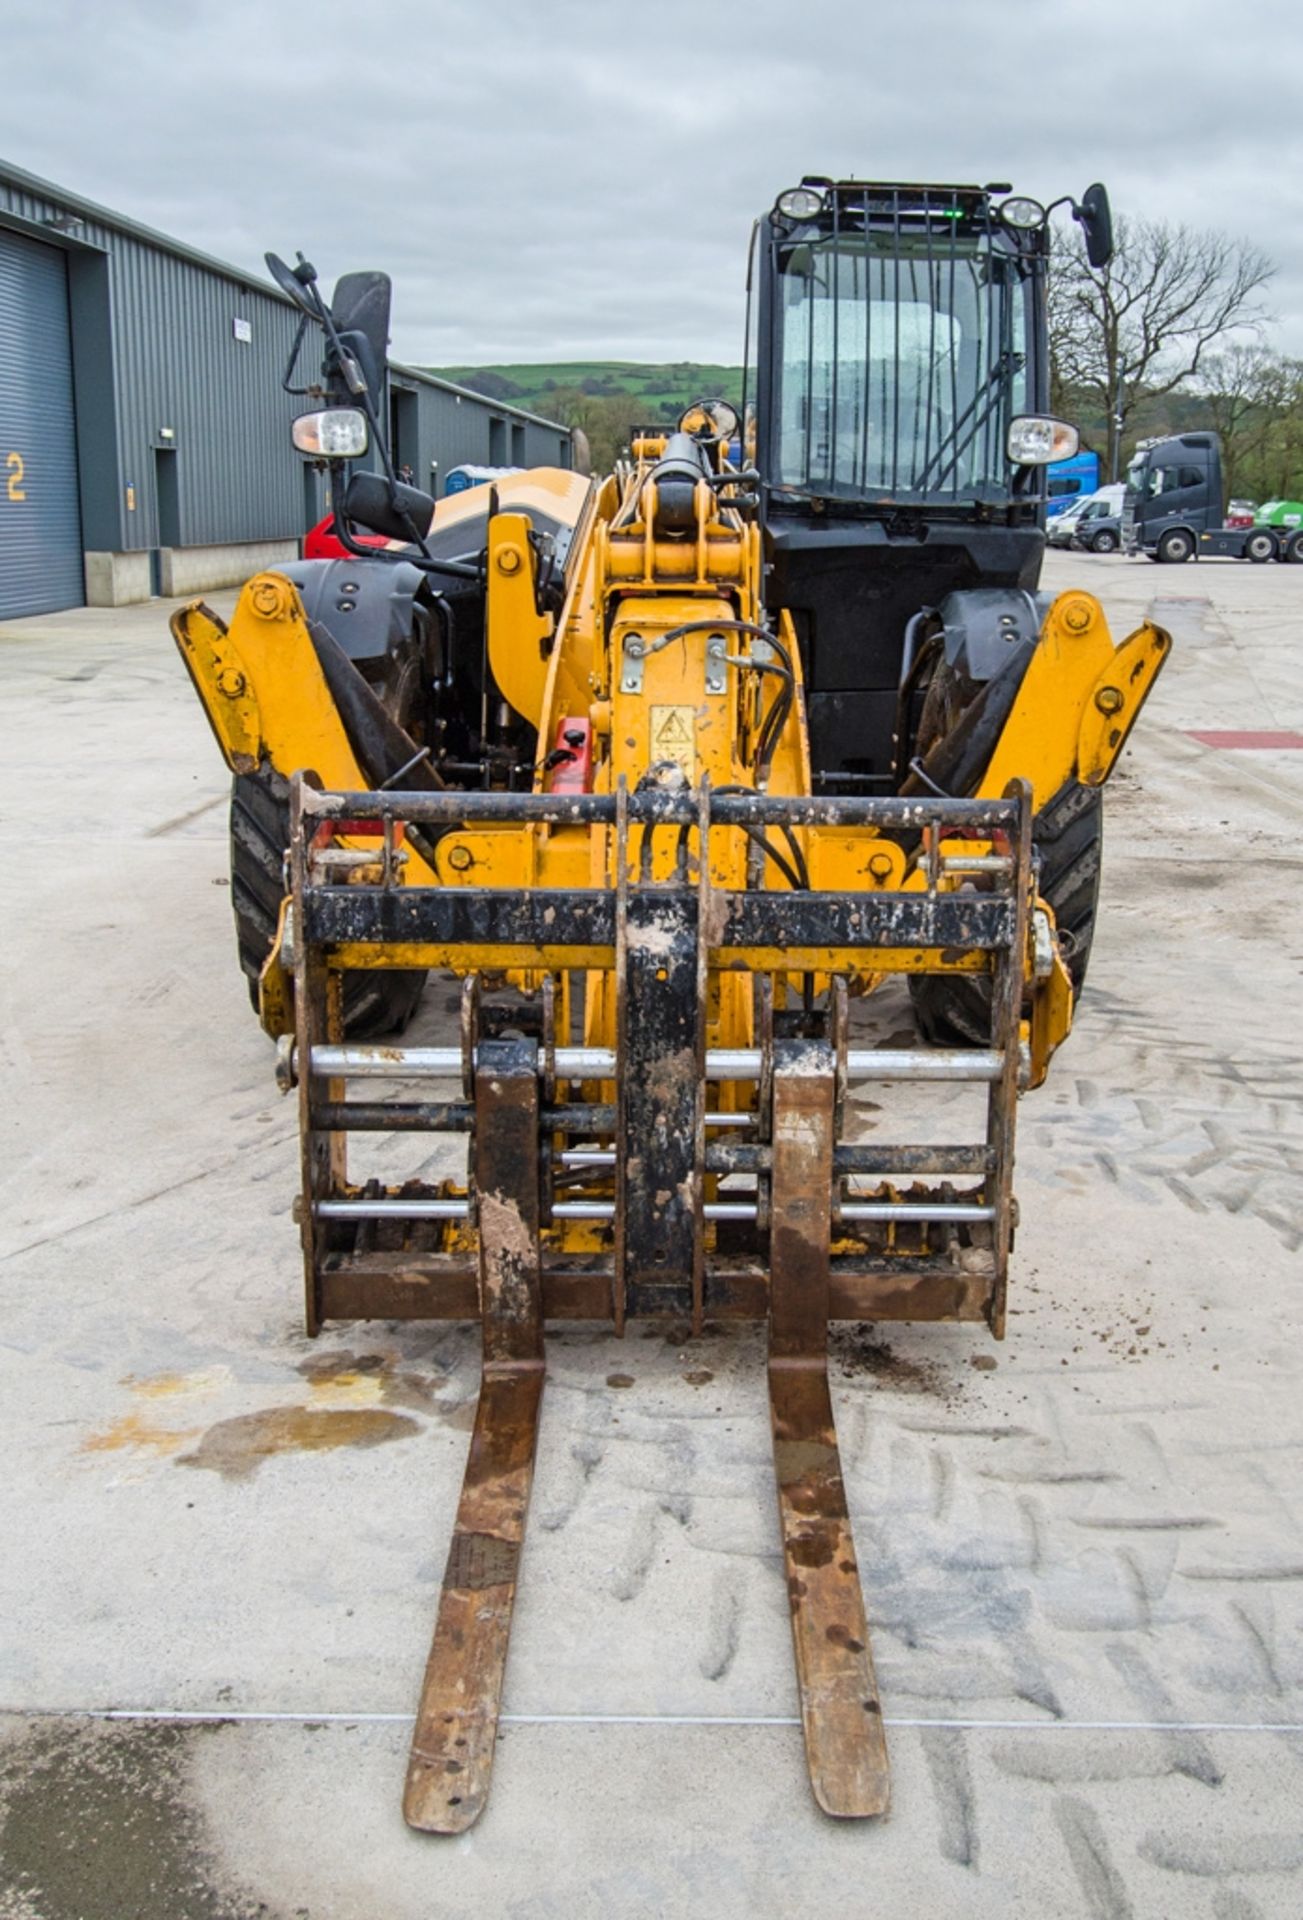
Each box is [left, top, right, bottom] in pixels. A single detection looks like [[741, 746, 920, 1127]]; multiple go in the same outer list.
[[0, 158, 572, 619]]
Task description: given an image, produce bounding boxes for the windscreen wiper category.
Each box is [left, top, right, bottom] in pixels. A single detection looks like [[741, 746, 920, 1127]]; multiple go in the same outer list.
[[915, 351, 1020, 493]]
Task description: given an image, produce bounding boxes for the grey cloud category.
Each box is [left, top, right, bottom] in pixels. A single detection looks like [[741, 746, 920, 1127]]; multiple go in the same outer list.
[[5, 0, 1303, 362]]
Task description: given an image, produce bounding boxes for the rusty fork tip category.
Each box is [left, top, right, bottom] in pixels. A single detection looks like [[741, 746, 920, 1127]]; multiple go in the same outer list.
[[819, 1796, 891, 1821], [402, 1775, 486, 1836], [813, 1768, 892, 1821]]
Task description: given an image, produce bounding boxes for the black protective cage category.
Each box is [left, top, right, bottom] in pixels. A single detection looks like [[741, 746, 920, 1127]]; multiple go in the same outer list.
[[747, 181, 1052, 524]]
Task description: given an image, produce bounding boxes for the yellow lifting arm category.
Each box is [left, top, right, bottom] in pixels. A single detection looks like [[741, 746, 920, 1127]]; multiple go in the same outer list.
[[171, 572, 369, 791], [486, 512, 554, 727], [979, 591, 1171, 809]]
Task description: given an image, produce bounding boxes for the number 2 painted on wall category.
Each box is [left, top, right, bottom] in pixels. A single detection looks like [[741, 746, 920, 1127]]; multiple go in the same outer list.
[[5, 452, 25, 502]]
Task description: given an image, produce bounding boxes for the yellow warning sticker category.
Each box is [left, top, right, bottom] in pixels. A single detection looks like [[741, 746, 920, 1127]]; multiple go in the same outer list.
[[650, 704, 696, 778]]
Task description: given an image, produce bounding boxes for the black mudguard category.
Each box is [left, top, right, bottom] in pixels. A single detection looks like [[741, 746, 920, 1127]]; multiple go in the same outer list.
[[280, 556, 426, 669]]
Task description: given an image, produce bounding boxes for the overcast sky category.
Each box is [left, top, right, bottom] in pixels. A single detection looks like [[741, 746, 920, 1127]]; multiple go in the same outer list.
[[5, 0, 1303, 366]]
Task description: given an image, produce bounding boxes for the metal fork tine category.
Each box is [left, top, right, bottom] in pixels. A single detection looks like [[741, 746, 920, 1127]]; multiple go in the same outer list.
[[403, 1367, 543, 1833], [403, 1038, 544, 1834], [768, 1041, 890, 1817]]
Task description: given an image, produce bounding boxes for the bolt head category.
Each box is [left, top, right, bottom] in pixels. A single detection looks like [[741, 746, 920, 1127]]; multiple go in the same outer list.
[[251, 578, 290, 619], [1061, 597, 1093, 633], [496, 547, 522, 575], [1095, 685, 1124, 715], [216, 667, 246, 698], [447, 845, 473, 872]]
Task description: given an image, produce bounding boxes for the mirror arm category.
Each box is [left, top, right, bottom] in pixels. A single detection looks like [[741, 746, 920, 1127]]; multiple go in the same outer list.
[[281, 312, 313, 397], [414, 553, 482, 581]]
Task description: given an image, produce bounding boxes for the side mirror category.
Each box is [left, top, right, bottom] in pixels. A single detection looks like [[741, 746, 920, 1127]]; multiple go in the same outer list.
[[344, 470, 436, 543], [331, 272, 391, 366], [1075, 184, 1113, 269], [330, 271, 392, 409], [291, 408, 368, 457]]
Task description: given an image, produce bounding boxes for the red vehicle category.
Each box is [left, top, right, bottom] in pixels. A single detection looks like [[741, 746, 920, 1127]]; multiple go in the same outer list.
[[303, 512, 390, 560]]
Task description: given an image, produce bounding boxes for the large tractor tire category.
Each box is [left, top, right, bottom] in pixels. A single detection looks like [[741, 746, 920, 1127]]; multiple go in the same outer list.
[[909, 779, 1103, 1046], [230, 763, 427, 1039]]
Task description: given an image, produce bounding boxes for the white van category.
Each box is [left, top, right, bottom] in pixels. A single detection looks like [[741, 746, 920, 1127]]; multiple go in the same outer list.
[[1047, 484, 1126, 550]]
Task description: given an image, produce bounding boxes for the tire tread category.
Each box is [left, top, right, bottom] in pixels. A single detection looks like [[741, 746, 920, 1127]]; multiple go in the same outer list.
[[909, 780, 1103, 1046], [230, 765, 426, 1038]]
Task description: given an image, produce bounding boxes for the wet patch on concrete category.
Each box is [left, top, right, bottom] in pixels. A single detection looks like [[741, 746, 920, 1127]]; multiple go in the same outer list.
[[124, 1368, 232, 1400], [0, 1719, 280, 1920], [176, 1406, 420, 1480], [82, 1410, 202, 1459], [296, 1348, 441, 1414]]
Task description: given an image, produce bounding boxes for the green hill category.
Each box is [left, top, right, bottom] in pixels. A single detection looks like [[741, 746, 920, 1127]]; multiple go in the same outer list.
[[428, 361, 745, 417]]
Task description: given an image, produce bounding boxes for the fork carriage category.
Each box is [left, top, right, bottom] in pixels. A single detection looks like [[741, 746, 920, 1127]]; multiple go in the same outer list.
[[282, 775, 1034, 1828]]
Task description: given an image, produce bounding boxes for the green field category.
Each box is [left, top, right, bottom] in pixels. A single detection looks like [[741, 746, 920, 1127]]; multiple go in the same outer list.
[[428, 361, 745, 416]]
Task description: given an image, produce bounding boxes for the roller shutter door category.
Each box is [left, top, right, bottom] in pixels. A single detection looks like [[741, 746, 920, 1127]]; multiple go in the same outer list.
[[0, 229, 83, 617]]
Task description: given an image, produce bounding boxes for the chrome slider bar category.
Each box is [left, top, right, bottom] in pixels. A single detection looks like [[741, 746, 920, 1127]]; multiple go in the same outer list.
[[938, 854, 1013, 874], [839, 1202, 993, 1223], [315, 1197, 759, 1223], [301, 1044, 1005, 1085], [310, 847, 409, 872], [314, 1197, 995, 1225]]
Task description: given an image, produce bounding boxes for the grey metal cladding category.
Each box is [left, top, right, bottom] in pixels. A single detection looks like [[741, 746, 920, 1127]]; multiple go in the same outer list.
[[107, 240, 309, 550]]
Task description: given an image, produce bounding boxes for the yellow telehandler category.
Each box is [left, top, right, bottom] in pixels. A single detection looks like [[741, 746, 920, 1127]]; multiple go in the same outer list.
[[173, 178, 1168, 1831]]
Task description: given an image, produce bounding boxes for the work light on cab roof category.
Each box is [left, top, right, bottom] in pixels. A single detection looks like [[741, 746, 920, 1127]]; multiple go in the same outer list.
[[998, 195, 1045, 232]]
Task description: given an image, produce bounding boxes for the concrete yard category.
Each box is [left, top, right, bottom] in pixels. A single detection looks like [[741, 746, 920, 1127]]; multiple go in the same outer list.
[[1, 550, 1301, 1917]]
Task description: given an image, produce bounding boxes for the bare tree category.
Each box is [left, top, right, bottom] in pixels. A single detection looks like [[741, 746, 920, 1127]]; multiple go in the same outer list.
[[1049, 216, 1275, 481], [1248, 356, 1303, 500], [1195, 343, 1277, 501], [1187, 347, 1303, 504]]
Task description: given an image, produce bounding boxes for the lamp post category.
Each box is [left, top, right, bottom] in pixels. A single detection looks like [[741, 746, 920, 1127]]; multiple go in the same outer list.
[[1111, 364, 1125, 484]]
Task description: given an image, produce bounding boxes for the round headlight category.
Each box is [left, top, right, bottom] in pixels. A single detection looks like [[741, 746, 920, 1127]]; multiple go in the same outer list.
[[776, 187, 825, 220], [999, 196, 1046, 232]]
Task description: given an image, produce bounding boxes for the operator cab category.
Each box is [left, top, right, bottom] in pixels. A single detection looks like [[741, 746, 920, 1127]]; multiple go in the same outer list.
[[742, 177, 1108, 792]]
